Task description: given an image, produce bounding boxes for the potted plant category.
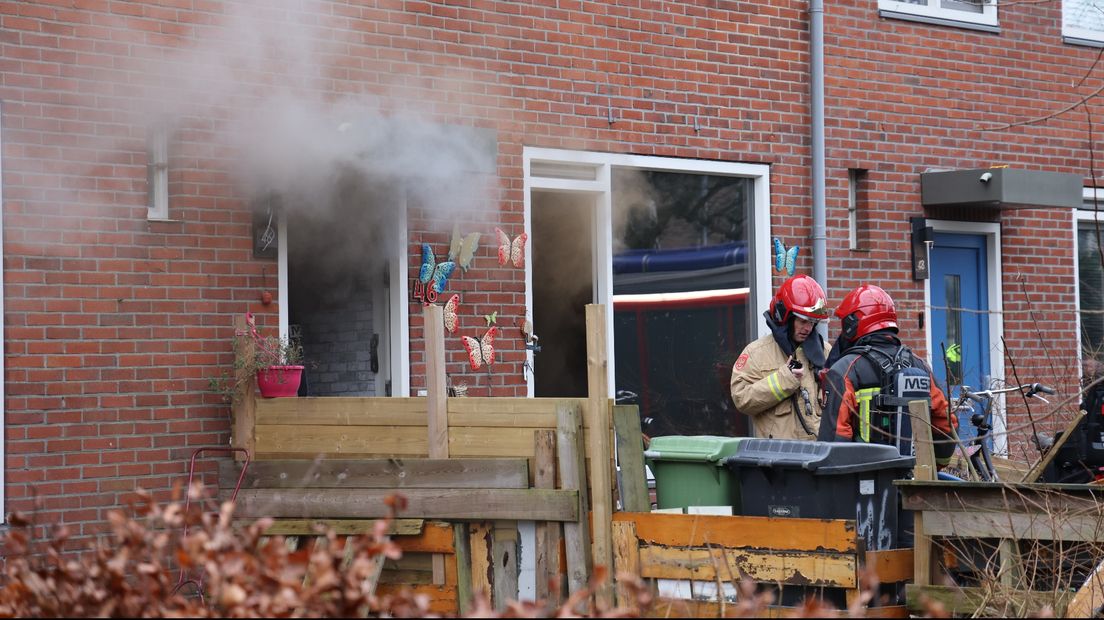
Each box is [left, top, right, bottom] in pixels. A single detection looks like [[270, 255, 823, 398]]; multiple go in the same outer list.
[[210, 313, 306, 401], [251, 334, 305, 398]]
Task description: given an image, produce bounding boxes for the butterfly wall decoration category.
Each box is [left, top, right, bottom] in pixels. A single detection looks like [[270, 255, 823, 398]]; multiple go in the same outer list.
[[483, 311, 497, 327], [443, 294, 460, 334], [448, 224, 481, 272], [413, 243, 456, 304], [773, 238, 799, 277], [495, 227, 528, 268], [462, 326, 497, 371]]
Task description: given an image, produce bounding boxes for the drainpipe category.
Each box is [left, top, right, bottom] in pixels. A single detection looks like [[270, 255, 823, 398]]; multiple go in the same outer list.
[[810, 0, 827, 311]]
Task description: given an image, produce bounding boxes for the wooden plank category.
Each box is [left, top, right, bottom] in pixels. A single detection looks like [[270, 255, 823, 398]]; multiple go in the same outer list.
[[491, 521, 519, 610], [612, 520, 640, 607], [258, 518, 424, 537], [648, 601, 909, 618], [611, 512, 859, 554], [395, 521, 456, 554], [424, 303, 449, 460], [220, 458, 529, 490], [256, 397, 430, 424], [585, 304, 614, 608], [231, 314, 257, 459], [906, 584, 1071, 616], [533, 429, 562, 605], [231, 487, 578, 521], [255, 424, 429, 456], [453, 523, 473, 616], [557, 400, 592, 596], [909, 399, 935, 588], [448, 397, 586, 417], [636, 544, 858, 588], [375, 583, 457, 615], [921, 509, 1104, 542], [1065, 557, 1104, 618], [897, 479, 1104, 514], [865, 548, 913, 584], [1022, 410, 1087, 483], [612, 404, 649, 513], [469, 521, 492, 604]]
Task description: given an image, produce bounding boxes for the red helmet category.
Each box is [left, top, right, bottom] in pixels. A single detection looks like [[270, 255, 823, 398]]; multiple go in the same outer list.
[[770, 275, 829, 324], [835, 284, 898, 341]]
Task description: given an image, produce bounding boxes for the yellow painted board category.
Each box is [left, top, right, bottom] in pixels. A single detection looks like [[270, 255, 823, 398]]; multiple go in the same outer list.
[[637, 544, 857, 588]]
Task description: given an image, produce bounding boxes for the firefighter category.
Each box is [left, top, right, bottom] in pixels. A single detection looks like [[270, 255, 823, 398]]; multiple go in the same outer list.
[[817, 284, 956, 467], [730, 274, 830, 440]]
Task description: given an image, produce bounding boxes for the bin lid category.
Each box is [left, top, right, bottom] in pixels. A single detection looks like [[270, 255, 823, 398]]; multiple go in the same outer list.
[[644, 435, 745, 464], [721, 439, 915, 475]]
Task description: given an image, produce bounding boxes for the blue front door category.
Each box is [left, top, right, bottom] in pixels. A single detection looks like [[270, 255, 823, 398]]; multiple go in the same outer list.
[[930, 232, 991, 445]]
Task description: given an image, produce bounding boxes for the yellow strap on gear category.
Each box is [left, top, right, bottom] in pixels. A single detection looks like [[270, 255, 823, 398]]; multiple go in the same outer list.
[[855, 387, 879, 443]]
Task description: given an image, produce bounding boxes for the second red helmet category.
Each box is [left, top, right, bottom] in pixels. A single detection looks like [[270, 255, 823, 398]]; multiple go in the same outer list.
[[835, 284, 898, 341], [770, 275, 830, 324]]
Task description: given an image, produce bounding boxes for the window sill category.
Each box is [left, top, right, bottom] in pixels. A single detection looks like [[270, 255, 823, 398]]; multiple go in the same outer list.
[[879, 9, 1000, 34]]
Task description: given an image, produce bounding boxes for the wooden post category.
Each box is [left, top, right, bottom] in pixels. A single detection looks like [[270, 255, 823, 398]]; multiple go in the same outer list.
[[453, 523, 473, 616], [557, 400, 592, 597], [909, 399, 935, 587], [424, 304, 449, 459], [534, 429, 563, 605], [612, 405, 649, 513], [422, 304, 448, 584], [231, 314, 257, 461], [492, 521, 519, 610], [584, 304, 614, 606]]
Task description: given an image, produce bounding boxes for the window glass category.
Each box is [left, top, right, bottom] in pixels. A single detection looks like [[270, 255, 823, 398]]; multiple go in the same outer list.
[[1065, 0, 1104, 42], [611, 169, 753, 437], [879, 0, 997, 28], [1080, 216, 1104, 360]]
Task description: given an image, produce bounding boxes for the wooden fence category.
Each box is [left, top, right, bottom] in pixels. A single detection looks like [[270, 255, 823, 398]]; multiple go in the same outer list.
[[611, 511, 913, 618]]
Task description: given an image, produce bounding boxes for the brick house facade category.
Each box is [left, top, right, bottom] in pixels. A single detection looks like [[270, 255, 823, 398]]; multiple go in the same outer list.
[[0, 0, 1095, 550]]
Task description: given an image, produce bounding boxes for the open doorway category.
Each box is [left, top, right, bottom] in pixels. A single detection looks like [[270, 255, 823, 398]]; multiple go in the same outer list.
[[285, 171, 402, 397], [531, 191, 595, 397]]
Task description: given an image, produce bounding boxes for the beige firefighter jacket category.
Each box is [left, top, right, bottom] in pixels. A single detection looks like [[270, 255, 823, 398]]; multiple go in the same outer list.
[[729, 334, 826, 441]]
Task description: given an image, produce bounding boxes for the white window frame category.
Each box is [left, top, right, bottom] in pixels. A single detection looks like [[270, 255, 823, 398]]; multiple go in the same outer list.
[[1074, 187, 1104, 362], [522, 147, 772, 398], [879, 0, 998, 30], [1064, 1, 1104, 45]]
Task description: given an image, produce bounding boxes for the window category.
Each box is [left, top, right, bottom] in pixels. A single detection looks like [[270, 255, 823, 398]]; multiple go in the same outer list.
[[524, 149, 771, 438], [146, 125, 169, 221], [879, 0, 998, 31], [1078, 189, 1104, 361], [848, 169, 869, 251], [1065, 0, 1104, 45]]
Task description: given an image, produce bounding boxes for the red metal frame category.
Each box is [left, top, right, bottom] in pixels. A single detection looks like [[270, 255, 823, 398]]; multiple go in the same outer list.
[[172, 446, 251, 602]]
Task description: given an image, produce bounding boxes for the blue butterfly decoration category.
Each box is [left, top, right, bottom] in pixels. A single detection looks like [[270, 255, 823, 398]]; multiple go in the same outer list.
[[773, 238, 799, 276], [419, 243, 457, 295]]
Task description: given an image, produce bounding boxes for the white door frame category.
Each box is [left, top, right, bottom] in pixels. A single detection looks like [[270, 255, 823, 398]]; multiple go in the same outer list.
[[923, 219, 1006, 455]]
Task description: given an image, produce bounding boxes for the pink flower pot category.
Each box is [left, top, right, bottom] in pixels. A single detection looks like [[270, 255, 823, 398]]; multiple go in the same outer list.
[[256, 365, 304, 398]]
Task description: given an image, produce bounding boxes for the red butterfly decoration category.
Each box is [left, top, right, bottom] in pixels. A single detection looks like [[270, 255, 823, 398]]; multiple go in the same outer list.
[[443, 294, 460, 334], [462, 326, 496, 371], [495, 227, 528, 268]]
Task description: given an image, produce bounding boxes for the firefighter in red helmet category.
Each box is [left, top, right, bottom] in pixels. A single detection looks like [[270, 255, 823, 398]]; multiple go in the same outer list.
[[730, 274, 830, 440], [817, 284, 957, 466]]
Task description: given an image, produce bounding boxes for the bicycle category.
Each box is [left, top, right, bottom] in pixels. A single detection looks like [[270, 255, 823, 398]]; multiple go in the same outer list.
[[940, 381, 1056, 482]]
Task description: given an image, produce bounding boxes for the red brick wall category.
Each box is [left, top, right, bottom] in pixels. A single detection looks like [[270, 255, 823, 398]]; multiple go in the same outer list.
[[0, 0, 1090, 548]]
